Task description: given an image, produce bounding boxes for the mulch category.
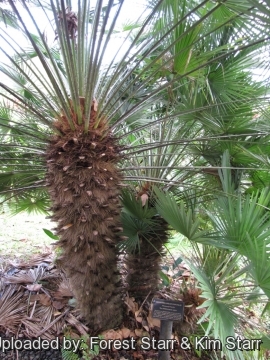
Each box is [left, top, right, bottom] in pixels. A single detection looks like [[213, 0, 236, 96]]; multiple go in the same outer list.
[[0, 252, 209, 360]]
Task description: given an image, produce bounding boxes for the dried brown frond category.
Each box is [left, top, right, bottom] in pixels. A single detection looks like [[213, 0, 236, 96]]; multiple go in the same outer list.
[[21, 318, 56, 341], [174, 286, 206, 336], [31, 302, 55, 325], [0, 285, 27, 334], [182, 287, 205, 308], [66, 313, 89, 335], [8, 252, 53, 269], [4, 266, 57, 285]]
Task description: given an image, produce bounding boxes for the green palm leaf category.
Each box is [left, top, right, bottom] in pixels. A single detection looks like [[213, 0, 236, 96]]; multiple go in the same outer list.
[[154, 187, 204, 241]]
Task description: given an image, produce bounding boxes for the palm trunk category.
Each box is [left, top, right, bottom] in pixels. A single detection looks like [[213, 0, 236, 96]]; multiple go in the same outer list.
[[126, 215, 169, 299], [45, 99, 123, 331]]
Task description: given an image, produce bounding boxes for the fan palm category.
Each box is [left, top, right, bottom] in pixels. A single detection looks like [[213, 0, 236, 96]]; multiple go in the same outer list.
[[119, 0, 270, 299], [155, 152, 270, 359], [0, 0, 269, 332]]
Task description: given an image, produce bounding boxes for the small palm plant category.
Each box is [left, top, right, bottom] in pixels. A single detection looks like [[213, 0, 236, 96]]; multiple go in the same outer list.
[[120, 187, 169, 298], [0, 0, 270, 333]]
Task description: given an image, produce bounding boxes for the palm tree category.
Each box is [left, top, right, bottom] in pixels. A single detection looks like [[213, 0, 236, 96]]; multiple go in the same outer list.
[[119, 0, 270, 299], [155, 152, 270, 360], [120, 188, 170, 298], [0, 0, 269, 333]]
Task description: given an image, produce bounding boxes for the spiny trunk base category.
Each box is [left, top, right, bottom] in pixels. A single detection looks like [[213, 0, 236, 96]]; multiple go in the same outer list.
[[126, 217, 169, 299], [46, 127, 123, 331]]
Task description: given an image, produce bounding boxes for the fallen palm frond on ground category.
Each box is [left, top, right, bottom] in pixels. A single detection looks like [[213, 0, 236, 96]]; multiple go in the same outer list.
[[0, 251, 210, 359], [1, 253, 73, 341], [0, 252, 269, 360]]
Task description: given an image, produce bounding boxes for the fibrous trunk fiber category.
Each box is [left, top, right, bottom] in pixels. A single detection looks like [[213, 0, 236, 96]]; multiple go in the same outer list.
[[126, 216, 169, 299], [46, 100, 123, 331]]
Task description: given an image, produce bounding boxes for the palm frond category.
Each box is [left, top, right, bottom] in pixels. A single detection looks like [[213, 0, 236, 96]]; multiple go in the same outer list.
[[0, 285, 27, 334], [0, 7, 18, 29], [119, 190, 163, 252], [154, 187, 204, 241], [0, 0, 269, 210]]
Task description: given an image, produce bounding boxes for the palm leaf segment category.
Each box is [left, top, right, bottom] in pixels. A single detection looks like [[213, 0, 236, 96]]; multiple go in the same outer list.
[[0, 0, 270, 331]]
